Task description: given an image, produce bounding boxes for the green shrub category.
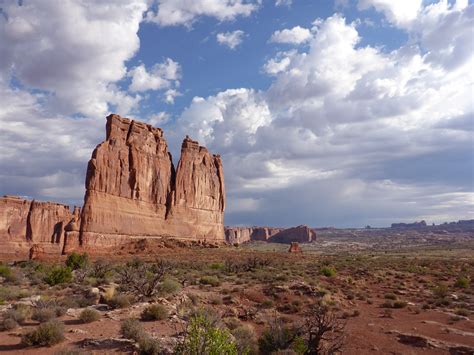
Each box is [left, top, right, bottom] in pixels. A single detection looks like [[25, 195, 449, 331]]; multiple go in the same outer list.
[[455, 277, 470, 289], [32, 308, 57, 323], [121, 318, 144, 341], [107, 294, 133, 309], [44, 266, 72, 286], [258, 318, 297, 353], [320, 266, 337, 277], [141, 304, 168, 321], [0, 264, 17, 283], [66, 252, 89, 270], [79, 308, 101, 323], [200, 275, 220, 287], [393, 301, 407, 309], [22, 320, 65, 346], [384, 293, 397, 300], [138, 334, 161, 355], [209, 263, 224, 270], [2, 318, 18, 331], [160, 278, 182, 296], [433, 284, 448, 298], [175, 314, 238, 355], [232, 325, 258, 354], [455, 308, 469, 317], [5, 305, 32, 325]]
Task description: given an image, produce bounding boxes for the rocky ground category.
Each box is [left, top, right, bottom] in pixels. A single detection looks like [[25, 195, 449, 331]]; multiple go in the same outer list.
[[0, 235, 473, 354]]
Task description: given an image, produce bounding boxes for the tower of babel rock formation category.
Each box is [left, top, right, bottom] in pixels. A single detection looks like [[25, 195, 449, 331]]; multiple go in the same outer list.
[[0, 114, 225, 258]]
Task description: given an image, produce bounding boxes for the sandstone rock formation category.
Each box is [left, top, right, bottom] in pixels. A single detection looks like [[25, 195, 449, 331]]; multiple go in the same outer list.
[[225, 226, 283, 244], [391, 221, 427, 229], [79, 115, 225, 250], [225, 225, 315, 245], [269, 225, 315, 244], [0, 196, 73, 258], [288, 242, 302, 253], [0, 114, 226, 257]]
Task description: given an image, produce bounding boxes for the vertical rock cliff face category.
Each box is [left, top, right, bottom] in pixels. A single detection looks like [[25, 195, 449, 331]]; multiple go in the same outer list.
[[78, 114, 225, 249], [0, 196, 72, 258], [165, 136, 225, 242], [225, 225, 316, 245], [0, 114, 226, 257]]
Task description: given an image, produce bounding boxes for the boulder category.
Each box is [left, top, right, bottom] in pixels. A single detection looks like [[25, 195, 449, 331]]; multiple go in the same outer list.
[[288, 242, 302, 253]]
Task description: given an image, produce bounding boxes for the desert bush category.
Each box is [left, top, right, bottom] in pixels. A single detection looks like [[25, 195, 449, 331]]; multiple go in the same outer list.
[[2, 318, 18, 330], [32, 308, 57, 323], [79, 308, 101, 323], [141, 304, 168, 321], [455, 308, 469, 317], [121, 318, 144, 341], [0, 264, 19, 283], [137, 334, 161, 355], [210, 296, 223, 305], [65, 252, 89, 270], [393, 301, 407, 309], [44, 266, 72, 286], [200, 275, 220, 287], [90, 258, 112, 280], [209, 262, 224, 270], [107, 293, 133, 309], [258, 318, 298, 354], [0, 264, 12, 278], [320, 266, 337, 278], [455, 276, 470, 289], [118, 259, 170, 298], [121, 318, 161, 354], [6, 304, 32, 324], [301, 304, 346, 354], [232, 325, 258, 355], [159, 278, 182, 296], [175, 313, 238, 354], [22, 320, 65, 346], [433, 284, 449, 298], [384, 293, 397, 300]]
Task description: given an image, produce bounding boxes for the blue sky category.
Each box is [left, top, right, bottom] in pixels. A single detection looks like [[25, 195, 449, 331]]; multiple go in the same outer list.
[[0, 0, 473, 227]]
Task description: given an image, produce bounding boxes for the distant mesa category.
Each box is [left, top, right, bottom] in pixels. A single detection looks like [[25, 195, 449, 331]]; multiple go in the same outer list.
[[225, 225, 315, 245], [0, 114, 225, 259], [391, 220, 427, 229]]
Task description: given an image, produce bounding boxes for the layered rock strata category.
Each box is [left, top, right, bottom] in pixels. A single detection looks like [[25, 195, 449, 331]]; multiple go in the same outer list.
[[225, 225, 315, 245], [79, 115, 225, 250], [0, 114, 226, 257], [225, 226, 283, 244], [0, 196, 73, 258]]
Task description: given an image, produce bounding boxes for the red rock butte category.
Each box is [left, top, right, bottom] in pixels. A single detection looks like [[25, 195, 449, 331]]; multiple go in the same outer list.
[[0, 114, 225, 258]]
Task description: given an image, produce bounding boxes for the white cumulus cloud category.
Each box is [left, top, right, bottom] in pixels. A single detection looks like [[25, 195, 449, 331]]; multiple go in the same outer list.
[[270, 26, 312, 44], [216, 30, 245, 49], [146, 0, 259, 27], [128, 58, 181, 92]]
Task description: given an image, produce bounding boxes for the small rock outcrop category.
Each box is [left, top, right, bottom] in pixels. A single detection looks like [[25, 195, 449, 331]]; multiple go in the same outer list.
[[288, 242, 302, 253]]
